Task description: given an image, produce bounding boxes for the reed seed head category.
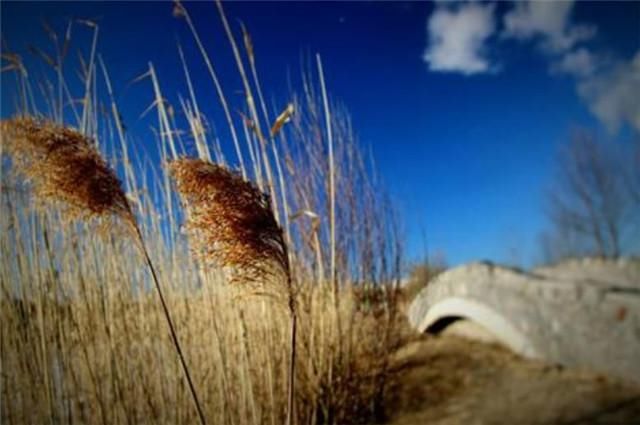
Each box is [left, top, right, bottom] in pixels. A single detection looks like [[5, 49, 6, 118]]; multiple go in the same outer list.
[[172, 0, 186, 18], [169, 158, 289, 286], [1, 116, 133, 224]]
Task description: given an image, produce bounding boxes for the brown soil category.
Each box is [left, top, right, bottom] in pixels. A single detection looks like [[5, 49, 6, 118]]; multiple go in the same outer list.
[[384, 333, 640, 425]]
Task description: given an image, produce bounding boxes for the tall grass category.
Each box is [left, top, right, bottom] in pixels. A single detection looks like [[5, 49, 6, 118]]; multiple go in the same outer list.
[[168, 158, 298, 425], [2, 116, 211, 424], [0, 1, 404, 423]]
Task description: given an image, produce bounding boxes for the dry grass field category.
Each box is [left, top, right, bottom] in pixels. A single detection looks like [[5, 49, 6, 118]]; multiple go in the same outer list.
[[1, 2, 404, 423]]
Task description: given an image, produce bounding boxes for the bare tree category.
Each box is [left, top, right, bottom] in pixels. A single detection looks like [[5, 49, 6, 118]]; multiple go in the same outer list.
[[543, 130, 637, 261], [624, 136, 640, 205]]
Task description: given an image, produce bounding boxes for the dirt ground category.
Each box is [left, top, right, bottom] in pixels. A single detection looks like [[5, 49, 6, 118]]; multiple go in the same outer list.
[[384, 332, 640, 425]]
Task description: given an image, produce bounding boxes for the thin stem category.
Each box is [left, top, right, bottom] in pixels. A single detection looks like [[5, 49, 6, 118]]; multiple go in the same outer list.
[[282, 237, 296, 425], [286, 290, 297, 425], [215, 0, 281, 225], [80, 24, 99, 136], [316, 54, 336, 293], [179, 3, 247, 179], [317, 54, 342, 394], [132, 223, 207, 425]]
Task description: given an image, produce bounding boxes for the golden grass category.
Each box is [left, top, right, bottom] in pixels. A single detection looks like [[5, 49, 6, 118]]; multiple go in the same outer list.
[[0, 226, 401, 423], [0, 2, 404, 424], [169, 158, 298, 424], [1, 117, 208, 424]]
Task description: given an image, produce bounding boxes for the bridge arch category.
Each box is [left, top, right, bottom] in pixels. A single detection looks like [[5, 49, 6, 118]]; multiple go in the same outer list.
[[417, 297, 539, 358]]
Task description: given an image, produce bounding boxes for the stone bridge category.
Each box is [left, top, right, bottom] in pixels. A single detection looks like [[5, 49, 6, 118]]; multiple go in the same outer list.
[[407, 259, 640, 385]]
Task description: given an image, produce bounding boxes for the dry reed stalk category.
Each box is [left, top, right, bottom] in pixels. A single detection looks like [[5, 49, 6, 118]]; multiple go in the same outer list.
[[77, 20, 99, 137], [177, 42, 212, 162], [169, 158, 298, 425], [0, 116, 207, 425], [97, 55, 139, 194], [213, 0, 283, 226], [173, 0, 247, 180], [316, 54, 343, 407]]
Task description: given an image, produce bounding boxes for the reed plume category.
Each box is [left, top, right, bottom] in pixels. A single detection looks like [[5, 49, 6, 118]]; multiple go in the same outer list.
[[169, 158, 298, 425], [1, 116, 208, 425], [1, 116, 132, 223], [168, 158, 289, 283]]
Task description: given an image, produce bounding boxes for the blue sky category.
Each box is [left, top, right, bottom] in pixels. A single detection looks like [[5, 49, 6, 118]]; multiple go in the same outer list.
[[2, 1, 639, 267]]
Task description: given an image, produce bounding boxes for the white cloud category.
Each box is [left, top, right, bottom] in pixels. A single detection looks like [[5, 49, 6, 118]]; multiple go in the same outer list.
[[421, 0, 639, 134], [501, 1, 638, 133], [551, 48, 597, 77], [423, 3, 497, 75], [503, 1, 596, 53], [577, 52, 640, 133]]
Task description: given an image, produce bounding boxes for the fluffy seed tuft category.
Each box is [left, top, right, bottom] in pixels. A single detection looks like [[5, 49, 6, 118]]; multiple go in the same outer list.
[[169, 158, 289, 285], [1, 116, 133, 223]]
